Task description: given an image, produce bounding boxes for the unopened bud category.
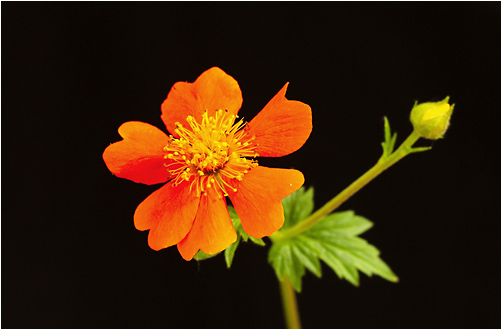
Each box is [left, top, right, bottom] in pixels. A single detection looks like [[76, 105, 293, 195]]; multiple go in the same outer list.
[[410, 97, 454, 140]]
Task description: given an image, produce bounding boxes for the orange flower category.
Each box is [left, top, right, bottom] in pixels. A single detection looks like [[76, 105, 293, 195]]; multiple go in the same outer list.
[[103, 67, 312, 260]]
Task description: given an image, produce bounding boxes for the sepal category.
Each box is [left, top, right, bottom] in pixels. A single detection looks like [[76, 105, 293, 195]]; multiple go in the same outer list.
[[224, 206, 265, 268], [193, 206, 265, 264], [194, 249, 220, 261]]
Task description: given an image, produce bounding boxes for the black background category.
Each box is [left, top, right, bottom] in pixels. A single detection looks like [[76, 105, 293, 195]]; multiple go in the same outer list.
[[3, 2, 500, 328]]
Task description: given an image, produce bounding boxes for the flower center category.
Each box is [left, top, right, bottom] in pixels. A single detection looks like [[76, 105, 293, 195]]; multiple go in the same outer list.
[[163, 110, 258, 196]]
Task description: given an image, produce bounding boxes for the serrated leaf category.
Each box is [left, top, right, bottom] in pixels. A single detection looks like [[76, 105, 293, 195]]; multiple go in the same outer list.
[[268, 243, 291, 282], [309, 211, 373, 236], [292, 237, 322, 278], [281, 186, 315, 229], [307, 214, 398, 285], [269, 242, 305, 291], [305, 237, 360, 286], [269, 195, 398, 291]]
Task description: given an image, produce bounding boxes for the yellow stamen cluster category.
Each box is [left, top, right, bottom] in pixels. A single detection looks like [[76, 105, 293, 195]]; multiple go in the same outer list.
[[163, 110, 258, 196]]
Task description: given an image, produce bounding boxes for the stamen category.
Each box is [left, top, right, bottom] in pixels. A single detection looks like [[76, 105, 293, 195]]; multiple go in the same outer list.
[[163, 110, 258, 196]]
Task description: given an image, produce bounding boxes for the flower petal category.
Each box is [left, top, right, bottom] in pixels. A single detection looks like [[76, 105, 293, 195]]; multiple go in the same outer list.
[[134, 180, 200, 251], [103, 121, 172, 185], [247, 83, 312, 157], [161, 67, 243, 136], [227, 166, 305, 238], [177, 188, 237, 261]]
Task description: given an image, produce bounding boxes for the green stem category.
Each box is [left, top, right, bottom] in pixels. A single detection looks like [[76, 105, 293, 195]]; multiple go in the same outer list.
[[279, 278, 301, 329], [272, 130, 421, 241]]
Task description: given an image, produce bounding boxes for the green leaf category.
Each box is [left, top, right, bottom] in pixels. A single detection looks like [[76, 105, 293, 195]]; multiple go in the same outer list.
[[381, 117, 398, 157], [310, 211, 373, 236], [248, 236, 266, 246], [268, 241, 305, 291], [409, 146, 432, 153], [225, 205, 265, 268], [292, 237, 322, 277], [281, 186, 314, 229], [224, 237, 239, 268], [194, 249, 220, 261], [269, 188, 398, 291]]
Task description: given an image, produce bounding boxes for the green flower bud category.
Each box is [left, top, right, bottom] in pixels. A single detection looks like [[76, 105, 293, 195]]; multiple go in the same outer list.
[[410, 97, 454, 140]]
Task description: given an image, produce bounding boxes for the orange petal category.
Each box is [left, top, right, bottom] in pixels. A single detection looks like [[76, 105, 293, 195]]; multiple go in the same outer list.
[[161, 67, 243, 136], [103, 121, 172, 185], [247, 83, 312, 157], [134, 180, 200, 251], [177, 188, 237, 261], [226, 166, 304, 238]]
